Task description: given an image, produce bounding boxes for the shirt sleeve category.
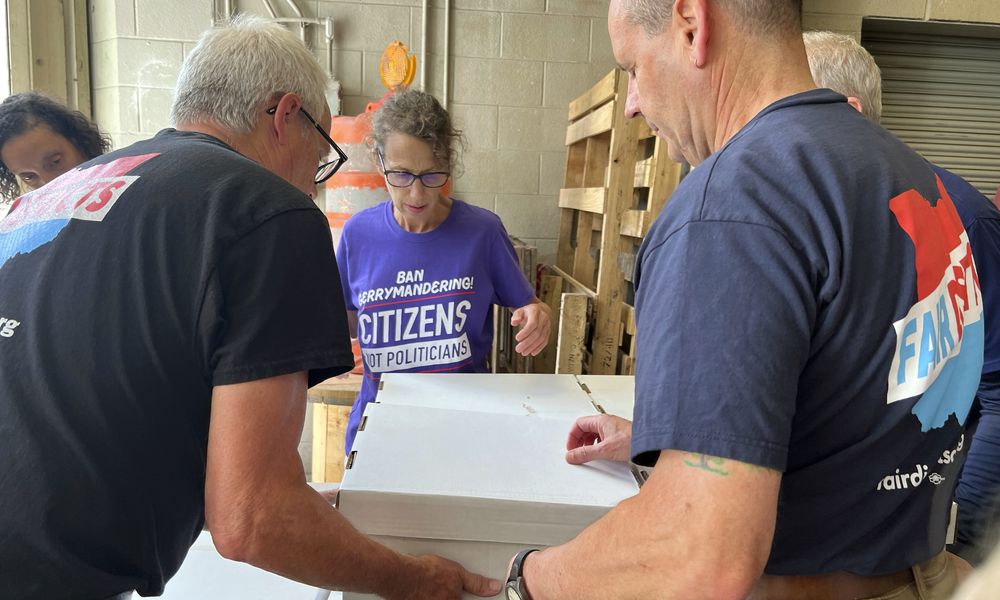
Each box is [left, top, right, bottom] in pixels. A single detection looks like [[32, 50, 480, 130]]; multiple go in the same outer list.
[[202, 208, 354, 387], [488, 223, 535, 309], [336, 224, 357, 311], [631, 220, 817, 470]]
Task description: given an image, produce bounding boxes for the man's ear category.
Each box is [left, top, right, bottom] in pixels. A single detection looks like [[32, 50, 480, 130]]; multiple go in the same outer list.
[[270, 93, 303, 146], [846, 96, 865, 115], [676, 0, 710, 69]]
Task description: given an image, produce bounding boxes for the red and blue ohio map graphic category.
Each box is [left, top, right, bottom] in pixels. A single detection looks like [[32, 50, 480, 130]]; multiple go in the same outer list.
[[887, 176, 984, 432], [0, 153, 158, 271]]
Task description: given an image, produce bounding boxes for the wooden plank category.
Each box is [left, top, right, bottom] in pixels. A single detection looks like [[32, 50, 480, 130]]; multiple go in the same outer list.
[[535, 273, 564, 374], [566, 101, 615, 146], [568, 69, 617, 121], [558, 187, 606, 214], [309, 374, 363, 406], [311, 403, 328, 482], [559, 143, 588, 271], [573, 211, 596, 289], [620, 209, 647, 238], [555, 293, 589, 375], [591, 72, 642, 374], [548, 264, 596, 297], [637, 121, 655, 140], [633, 158, 653, 188], [323, 406, 352, 482]]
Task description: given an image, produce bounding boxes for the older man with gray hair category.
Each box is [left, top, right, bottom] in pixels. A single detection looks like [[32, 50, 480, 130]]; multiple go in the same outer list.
[[0, 16, 498, 600], [805, 30, 1000, 568], [502, 2, 982, 599]]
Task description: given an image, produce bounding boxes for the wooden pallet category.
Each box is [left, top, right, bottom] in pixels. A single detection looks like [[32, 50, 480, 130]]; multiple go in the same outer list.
[[493, 236, 538, 374], [554, 69, 685, 375], [534, 265, 593, 375]]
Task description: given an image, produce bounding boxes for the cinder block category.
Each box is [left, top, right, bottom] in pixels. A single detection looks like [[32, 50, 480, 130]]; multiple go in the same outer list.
[[803, 14, 864, 36], [501, 13, 590, 62], [591, 17, 613, 62], [451, 104, 498, 150], [495, 194, 559, 239], [452, 0, 544, 11], [412, 8, 501, 58], [135, 0, 212, 41], [539, 151, 567, 196], [802, 0, 926, 19], [451, 57, 543, 106], [139, 88, 175, 135], [547, 0, 608, 18], [456, 149, 498, 191], [112, 38, 185, 88], [317, 2, 413, 52], [89, 0, 136, 43], [452, 192, 496, 213], [497, 150, 539, 194], [542, 60, 616, 109], [93, 85, 140, 135], [524, 237, 558, 264], [497, 106, 566, 151], [333, 50, 363, 97], [929, 0, 1000, 22]]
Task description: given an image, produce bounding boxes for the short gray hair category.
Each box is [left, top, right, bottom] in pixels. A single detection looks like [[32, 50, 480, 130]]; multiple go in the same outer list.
[[170, 14, 329, 133], [623, 0, 802, 37], [370, 89, 464, 173], [803, 31, 883, 123]]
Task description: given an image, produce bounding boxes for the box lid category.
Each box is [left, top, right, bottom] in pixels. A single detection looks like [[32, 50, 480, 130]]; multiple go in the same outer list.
[[376, 373, 599, 418], [339, 403, 638, 546], [578, 375, 635, 420]]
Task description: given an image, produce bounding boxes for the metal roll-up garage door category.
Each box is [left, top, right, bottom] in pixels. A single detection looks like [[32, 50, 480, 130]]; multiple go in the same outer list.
[[862, 18, 1000, 196]]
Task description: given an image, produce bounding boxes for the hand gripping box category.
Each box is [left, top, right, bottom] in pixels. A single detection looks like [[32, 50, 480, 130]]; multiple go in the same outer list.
[[338, 400, 639, 600]]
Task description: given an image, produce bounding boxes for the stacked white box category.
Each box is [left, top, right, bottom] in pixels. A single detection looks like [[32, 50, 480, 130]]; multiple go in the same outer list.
[[338, 374, 638, 600]]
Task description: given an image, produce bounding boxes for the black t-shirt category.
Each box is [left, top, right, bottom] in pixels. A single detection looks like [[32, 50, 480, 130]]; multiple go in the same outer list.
[[0, 129, 353, 598]]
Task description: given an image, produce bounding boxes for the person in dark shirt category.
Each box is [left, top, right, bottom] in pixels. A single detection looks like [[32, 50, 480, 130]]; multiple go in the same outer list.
[[0, 15, 498, 600], [804, 30, 1000, 567], [502, 3, 978, 599]]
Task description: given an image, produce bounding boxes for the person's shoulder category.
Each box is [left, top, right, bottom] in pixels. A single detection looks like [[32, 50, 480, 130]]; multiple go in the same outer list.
[[932, 164, 1000, 223], [451, 199, 503, 229]]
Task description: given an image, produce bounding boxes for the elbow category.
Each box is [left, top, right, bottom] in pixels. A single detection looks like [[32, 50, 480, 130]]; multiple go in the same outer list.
[[205, 502, 262, 564]]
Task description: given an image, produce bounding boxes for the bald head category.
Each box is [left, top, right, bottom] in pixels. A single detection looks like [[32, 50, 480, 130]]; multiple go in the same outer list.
[[621, 0, 803, 37]]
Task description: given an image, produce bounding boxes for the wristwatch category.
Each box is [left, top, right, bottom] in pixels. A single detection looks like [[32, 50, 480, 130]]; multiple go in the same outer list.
[[505, 548, 539, 600]]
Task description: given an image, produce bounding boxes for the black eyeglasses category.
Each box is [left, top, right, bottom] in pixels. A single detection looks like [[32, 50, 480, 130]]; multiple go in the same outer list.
[[376, 150, 450, 188], [267, 105, 349, 184]]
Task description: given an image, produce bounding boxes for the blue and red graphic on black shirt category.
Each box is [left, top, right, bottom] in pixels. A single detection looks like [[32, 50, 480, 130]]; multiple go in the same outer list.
[[887, 176, 984, 431], [0, 153, 158, 270]]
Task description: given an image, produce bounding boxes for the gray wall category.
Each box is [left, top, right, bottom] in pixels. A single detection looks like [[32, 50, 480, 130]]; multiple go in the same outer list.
[[88, 0, 618, 262]]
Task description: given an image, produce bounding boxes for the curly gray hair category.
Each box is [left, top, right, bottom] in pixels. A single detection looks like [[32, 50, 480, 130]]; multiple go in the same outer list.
[[370, 89, 464, 174]]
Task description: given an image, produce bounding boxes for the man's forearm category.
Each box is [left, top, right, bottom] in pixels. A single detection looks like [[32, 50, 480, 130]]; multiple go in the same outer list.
[[521, 452, 778, 600], [224, 480, 419, 596]]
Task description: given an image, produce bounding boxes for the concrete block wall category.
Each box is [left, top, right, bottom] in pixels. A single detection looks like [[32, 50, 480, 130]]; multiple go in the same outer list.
[[88, 0, 618, 262], [803, 0, 1000, 37]]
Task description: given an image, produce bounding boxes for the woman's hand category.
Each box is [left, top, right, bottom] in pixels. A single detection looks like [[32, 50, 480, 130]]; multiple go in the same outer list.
[[511, 299, 551, 356]]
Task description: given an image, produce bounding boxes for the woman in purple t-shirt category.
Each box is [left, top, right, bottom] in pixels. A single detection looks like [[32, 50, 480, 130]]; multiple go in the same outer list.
[[336, 89, 551, 452]]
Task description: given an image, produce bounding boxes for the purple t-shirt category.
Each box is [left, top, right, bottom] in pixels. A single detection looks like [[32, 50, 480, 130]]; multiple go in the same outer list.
[[337, 199, 535, 452]]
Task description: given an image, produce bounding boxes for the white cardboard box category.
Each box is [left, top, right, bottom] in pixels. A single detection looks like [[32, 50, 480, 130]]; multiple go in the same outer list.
[[578, 374, 636, 421], [338, 400, 639, 600], [375, 372, 600, 418]]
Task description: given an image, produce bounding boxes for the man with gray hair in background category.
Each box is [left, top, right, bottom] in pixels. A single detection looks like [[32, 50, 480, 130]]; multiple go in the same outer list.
[[0, 16, 498, 600], [804, 30, 1000, 568], [503, 1, 982, 599]]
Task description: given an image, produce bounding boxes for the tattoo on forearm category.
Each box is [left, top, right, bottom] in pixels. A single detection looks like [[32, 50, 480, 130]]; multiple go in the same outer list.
[[682, 453, 729, 476]]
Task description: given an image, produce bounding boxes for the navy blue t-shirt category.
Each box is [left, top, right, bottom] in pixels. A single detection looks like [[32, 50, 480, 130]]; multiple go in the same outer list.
[[632, 90, 984, 576]]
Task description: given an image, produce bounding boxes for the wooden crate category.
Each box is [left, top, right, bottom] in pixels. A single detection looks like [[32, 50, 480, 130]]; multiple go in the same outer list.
[[309, 374, 362, 483], [554, 69, 685, 375], [493, 236, 538, 374], [534, 265, 593, 375]]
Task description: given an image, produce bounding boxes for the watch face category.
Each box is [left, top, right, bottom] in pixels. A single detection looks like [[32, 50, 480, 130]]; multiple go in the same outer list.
[[505, 583, 522, 600]]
